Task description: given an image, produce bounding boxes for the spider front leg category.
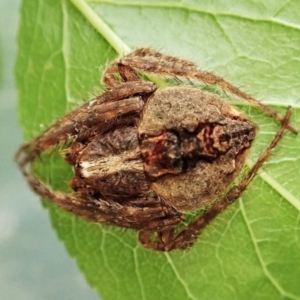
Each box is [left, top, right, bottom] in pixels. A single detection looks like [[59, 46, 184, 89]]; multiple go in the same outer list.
[[104, 59, 140, 88], [15, 76, 185, 232], [16, 81, 157, 222], [118, 48, 297, 133], [16, 81, 156, 168], [139, 107, 293, 251], [24, 170, 182, 231], [103, 48, 196, 89]]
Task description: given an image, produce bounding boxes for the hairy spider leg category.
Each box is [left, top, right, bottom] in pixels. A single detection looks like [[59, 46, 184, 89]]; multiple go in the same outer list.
[[114, 48, 297, 134], [22, 168, 182, 230], [104, 61, 141, 88], [16, 82, 156, 167]]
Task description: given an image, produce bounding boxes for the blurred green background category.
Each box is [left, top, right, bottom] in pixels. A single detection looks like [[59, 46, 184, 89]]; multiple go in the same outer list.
[[0, 1, 99, 299]]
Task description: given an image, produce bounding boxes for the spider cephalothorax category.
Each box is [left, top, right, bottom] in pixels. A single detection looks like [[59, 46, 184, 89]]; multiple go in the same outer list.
[[16, 48, 296, 251]]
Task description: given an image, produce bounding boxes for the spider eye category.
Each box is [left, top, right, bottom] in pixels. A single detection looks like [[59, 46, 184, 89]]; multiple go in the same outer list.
[[139, 133, 147, 139]]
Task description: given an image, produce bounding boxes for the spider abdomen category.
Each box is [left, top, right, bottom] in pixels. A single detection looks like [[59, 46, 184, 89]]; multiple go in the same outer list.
[[139, 87, 257, 211]]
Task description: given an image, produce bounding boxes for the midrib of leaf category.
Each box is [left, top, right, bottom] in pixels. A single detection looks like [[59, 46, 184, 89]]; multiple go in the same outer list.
[[69, 0, 300, 214], [62, 0, 72, 107], [70, 0, 131, 54], [86, 0, 300, 30]]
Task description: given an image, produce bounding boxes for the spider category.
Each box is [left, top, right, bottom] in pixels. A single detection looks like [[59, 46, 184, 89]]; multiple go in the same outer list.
[[16, 48, 297, 251]]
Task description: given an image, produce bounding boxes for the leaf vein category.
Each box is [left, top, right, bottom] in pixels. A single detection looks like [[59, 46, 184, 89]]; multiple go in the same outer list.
[[240, 199, 300, 300]]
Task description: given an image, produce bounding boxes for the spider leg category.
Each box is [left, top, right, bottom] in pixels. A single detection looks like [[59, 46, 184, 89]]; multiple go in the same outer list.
[[118, 48, 297, 134], [16, 79, 183, 233], [22, 170, 182, 231], [103, 48, 196, 88], [139, 107, 293, 251], [104, 61, 140, 88], [124, 48, 198, 70], [16, 81, 156, 167]]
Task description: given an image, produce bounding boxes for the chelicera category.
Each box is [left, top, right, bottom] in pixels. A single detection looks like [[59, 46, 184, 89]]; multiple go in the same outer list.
[[16, 48, 297, 251]]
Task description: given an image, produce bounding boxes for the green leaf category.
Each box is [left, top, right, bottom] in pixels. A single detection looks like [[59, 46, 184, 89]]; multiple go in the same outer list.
[[16, 0, 300, 299]]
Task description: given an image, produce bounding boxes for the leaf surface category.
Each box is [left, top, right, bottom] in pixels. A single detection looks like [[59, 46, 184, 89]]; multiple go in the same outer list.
[[16, 0, 300, 299]]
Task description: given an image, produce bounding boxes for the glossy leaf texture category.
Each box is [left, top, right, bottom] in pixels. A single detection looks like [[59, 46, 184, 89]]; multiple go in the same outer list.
[[16, 0, 300, 299]]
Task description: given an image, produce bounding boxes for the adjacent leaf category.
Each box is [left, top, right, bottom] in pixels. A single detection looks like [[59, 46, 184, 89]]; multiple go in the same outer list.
[[16, 0, 300, 299]]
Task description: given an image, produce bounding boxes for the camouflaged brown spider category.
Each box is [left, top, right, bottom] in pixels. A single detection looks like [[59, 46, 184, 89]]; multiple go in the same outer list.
[[16, 48, 297, 251]]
